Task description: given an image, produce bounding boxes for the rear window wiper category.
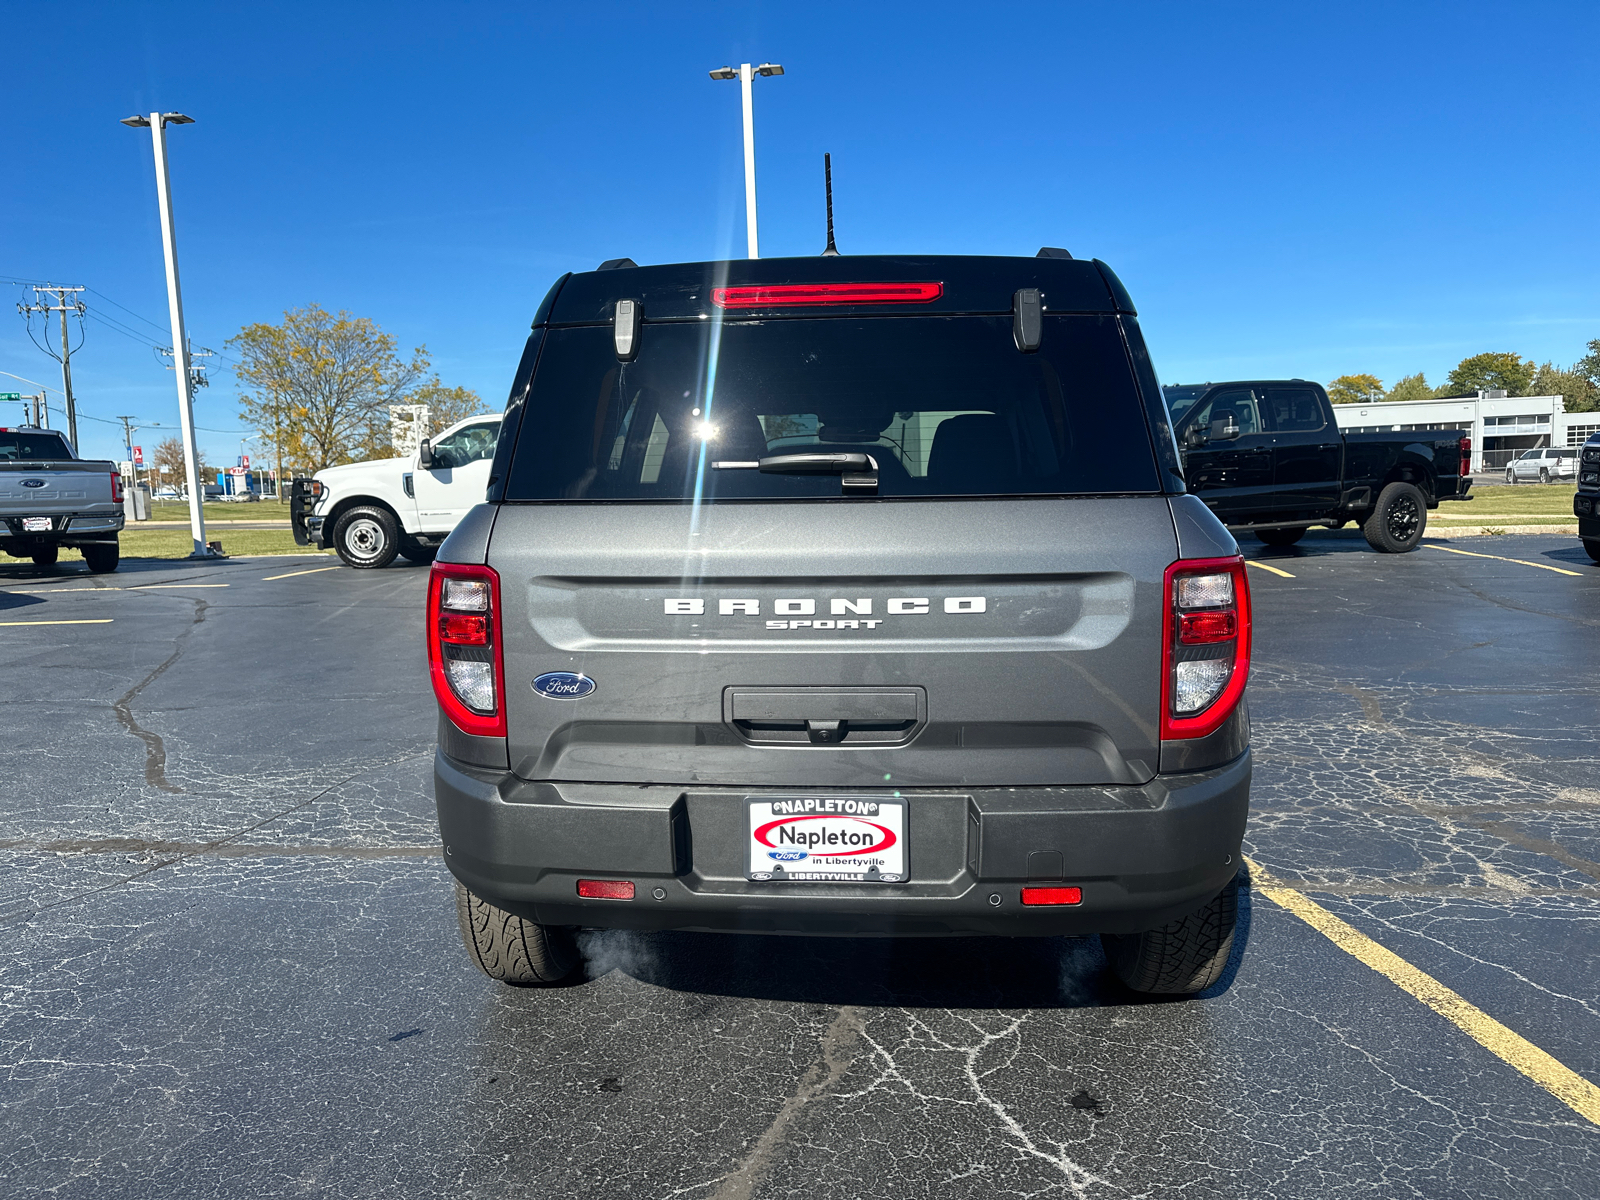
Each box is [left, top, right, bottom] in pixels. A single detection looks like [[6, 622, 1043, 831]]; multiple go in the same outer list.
[[712, 452, 878, 494]]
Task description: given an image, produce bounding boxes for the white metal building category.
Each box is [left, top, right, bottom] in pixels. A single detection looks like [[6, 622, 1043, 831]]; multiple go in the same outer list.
[[1332, 392, 1600, 471]]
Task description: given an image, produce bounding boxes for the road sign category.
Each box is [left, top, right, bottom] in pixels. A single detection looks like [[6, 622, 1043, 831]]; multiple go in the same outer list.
[[0, 392, 19, 401], [133, 446, 144, 466]]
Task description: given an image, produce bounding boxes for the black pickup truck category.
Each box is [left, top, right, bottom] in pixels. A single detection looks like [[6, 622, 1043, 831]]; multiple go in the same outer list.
[[1163, 380, 1473, 552]]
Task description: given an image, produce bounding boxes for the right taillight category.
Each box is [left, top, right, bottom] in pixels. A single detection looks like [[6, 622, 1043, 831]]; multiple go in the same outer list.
[[1459, 435, 1471, 479], [1161, 555, 1251, 741], [427, 563, 506, 738]]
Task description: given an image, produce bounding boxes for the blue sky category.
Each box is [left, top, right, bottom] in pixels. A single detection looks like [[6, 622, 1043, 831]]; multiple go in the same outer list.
[[4, 1, 1597, 465]]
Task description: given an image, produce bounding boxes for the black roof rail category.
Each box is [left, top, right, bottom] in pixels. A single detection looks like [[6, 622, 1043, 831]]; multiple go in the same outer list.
[[597, 258, 638, 271], [1036, 246, 1073, 259]]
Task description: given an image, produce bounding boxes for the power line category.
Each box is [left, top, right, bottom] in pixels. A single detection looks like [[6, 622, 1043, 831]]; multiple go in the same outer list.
[[15, 285, 87, 447]]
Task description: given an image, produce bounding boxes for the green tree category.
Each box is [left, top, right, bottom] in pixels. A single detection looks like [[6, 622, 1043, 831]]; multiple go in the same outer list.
[[228, 305, 430, 474], [411, 382, 488, 438], [1575, 337, 1600, 394], [1384, 373, 1433, 403], [1327, 374, 1384, 405], [1441, 352, 1535, 397], [1529, 361, 1599, 413]]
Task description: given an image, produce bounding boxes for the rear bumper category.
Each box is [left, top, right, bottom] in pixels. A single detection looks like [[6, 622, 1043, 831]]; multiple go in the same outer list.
[[434, 749, 1251, 937]]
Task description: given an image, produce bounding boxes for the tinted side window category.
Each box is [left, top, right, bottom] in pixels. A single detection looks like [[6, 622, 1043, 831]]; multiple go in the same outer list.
[[1261, 387, 1326, 432], [504, 315, 1160, 501]]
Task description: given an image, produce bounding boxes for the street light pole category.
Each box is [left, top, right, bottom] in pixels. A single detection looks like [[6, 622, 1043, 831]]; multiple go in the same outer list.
[[121, 111, 215, 558], [710, 62, 783, 259]]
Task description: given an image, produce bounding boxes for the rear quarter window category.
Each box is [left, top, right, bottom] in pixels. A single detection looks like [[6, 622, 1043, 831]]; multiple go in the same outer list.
[[503, 314, 1161, 501]]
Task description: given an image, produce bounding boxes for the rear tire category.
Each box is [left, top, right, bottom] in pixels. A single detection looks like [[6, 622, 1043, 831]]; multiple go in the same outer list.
[[454, 881, 579, 986], [1539, 468, 1550, 484], [1254, 527, 1305, 547], [332, 506, 400, 569], [81, 542, 119, 574], [1362, 482, 1427, 553], [30, 545, 58, 567], [399, 539, 437, 565], [1584, 539, 1600, 564], [1505, 469, 1516, 484], [1102, 875, 1238, 995]]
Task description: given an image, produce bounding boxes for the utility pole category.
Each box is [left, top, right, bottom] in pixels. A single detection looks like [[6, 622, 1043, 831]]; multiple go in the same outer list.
[[116, 415, 141, 485], [709, 62, 784, 258], [16, 285, 85, 448], [121, 110, 217, 558]]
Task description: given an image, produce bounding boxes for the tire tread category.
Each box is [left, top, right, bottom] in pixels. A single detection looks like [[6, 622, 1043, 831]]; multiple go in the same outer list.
[[453, 881, 577, 985], [1101, 876, 1238, 995]]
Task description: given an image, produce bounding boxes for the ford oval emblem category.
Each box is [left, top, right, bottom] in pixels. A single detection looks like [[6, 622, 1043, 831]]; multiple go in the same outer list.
[[532, 671, 595, 700], [20, 479, 47, 488]]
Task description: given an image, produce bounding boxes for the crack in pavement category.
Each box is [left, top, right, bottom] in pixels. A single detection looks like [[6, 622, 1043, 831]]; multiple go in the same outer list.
[[110, 596, 209, 793], [0, 837, 438, 859], [708, 1006, 866, 1200]]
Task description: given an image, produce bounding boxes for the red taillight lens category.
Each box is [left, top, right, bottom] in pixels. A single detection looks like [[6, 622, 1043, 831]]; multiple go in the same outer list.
[[1459, 435, 1472, 478], [438, 612, 488, 645], [1161, 556, 1251, 741], [110, 472, 125, 504], [1021, 886, 1082, 906], [577, 879, 635, 900], [711, 282, 943, 309], [427, 562, 505, 738], [1179, 610, 1237, 644]]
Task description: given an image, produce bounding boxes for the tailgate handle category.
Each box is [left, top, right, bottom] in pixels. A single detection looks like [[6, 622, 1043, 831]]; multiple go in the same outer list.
[[724, 687, 926, 747]]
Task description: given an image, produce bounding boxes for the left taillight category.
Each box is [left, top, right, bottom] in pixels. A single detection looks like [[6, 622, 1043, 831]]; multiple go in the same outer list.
[[110, 472, 125, 504], [427, 562, 506, 738], [1161, 555, 1251, 741], [1459, 435, 1472, 479]]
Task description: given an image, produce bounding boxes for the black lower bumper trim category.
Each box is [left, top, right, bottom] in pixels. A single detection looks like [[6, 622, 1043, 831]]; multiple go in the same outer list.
[[434, 750, 1251, 937]]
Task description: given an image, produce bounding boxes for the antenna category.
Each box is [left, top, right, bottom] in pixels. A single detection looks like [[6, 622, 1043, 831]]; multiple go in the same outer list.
[[821, 153, 839, 256]]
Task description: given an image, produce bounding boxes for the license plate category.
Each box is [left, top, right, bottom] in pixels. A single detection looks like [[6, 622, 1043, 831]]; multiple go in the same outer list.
[[747, 797, 906, 882], [21, 517, 51, 532]]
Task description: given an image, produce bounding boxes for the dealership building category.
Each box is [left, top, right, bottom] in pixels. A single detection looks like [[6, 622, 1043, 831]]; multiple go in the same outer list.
[[1332, 392, 1600, 472]]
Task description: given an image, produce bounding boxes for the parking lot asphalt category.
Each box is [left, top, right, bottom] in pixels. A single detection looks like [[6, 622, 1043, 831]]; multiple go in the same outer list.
[[3, 534, 1598, 1199]]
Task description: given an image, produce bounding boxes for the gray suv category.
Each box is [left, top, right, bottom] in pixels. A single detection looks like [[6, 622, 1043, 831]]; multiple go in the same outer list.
[[430, 253, 1253, 995]]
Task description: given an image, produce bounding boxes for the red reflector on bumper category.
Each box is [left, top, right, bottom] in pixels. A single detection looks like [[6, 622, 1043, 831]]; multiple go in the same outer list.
[[577, 879, 635, 900], [1021, 886, 1082, 906]]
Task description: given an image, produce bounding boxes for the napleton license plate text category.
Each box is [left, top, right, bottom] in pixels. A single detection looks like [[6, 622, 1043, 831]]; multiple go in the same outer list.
[[746, 797, 907, 882]]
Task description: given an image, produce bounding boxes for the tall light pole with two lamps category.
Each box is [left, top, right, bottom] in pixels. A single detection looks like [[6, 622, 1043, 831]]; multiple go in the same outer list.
[[708, 63, 783, 259], [119, 110, 217, 557]]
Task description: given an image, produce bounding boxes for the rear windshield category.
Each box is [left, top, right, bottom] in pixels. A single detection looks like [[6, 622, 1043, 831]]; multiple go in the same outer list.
[[0, 432, 71, 461], [503, 315, 1159, 501]]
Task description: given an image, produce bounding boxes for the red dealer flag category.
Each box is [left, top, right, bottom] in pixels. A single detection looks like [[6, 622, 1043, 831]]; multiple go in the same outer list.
[[132, 446, 144, 466]]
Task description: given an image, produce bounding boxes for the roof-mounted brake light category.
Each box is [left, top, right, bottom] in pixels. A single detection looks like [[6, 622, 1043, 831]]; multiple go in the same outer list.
[[711, 282, 943, 309]]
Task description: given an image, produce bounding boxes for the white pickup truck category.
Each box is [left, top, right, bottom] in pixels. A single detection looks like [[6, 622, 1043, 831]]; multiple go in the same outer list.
[[292, 414, 501, 568], [0, 426, 125, 573]]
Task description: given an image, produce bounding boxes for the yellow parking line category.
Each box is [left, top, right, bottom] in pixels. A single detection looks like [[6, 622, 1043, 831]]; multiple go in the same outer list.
[[0, 619, 114, 627], [1247, 859, 1600, 1125], [1428, 545, 1583, 577], [1245, 559, 1296, 579], [262, 565, 342, 581]]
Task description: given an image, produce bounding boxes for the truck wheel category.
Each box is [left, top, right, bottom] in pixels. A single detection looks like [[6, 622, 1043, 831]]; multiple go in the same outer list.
[[454, 881, 578, 985], [1505, 469, 1516, 484], [1362, 482, 1427, 553], [81, 542, 119, 574], [332, 506, 400, 569], [1101, 875, 1238, 995], [399, 539, 437, 565], [1585, 539, 1600, 564], [30, 545, 58, 567], [1254, 527, 1304, 547]]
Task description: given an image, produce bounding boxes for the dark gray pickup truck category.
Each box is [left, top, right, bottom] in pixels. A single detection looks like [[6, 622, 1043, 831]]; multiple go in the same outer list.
[[430, 252, 1252, 996], [0, 427, 124, 572], [1164, 380, 1473, 551]]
